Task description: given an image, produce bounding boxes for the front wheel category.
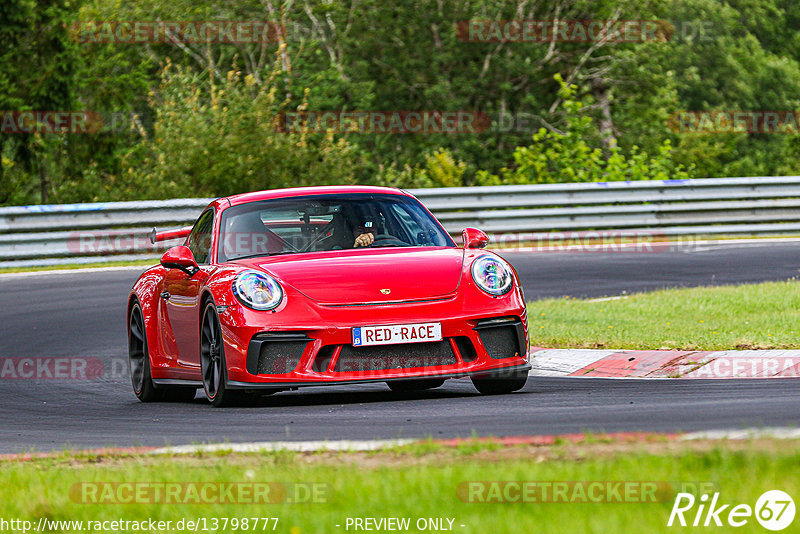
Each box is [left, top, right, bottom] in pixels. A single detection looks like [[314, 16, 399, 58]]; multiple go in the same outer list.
[[471, 369, 529, 395], [201, 301, 242, 407]]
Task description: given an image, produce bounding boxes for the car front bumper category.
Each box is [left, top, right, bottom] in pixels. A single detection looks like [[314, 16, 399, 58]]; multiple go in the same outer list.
[[218, 289, 530, 386]]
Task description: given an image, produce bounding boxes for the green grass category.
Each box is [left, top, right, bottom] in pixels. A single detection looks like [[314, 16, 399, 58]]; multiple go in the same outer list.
[[529, 280, 800, 350], [0, 258, 155, 274], [0, 442, 797, 533]]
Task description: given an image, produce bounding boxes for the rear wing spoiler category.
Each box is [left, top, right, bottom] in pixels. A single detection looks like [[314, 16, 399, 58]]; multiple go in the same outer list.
[[150, 226, 192, 245]]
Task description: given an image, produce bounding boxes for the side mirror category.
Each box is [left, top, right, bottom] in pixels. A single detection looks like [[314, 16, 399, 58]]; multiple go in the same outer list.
[[161, 246, 199, 277], [462, 227, 489, 249]]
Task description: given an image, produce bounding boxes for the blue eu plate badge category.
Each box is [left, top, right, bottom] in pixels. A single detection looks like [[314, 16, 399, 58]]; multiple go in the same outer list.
[[352, 327, 362, 346]]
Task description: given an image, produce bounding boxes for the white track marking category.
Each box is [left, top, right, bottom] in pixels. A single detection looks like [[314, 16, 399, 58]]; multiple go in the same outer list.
[[585, 295, 629, 302], [151, 429, 800, 456], [529, 349, 617, 377], [152, 439, 416, 455], [0, 265, 150, 279], [681, 427, 800, 440]]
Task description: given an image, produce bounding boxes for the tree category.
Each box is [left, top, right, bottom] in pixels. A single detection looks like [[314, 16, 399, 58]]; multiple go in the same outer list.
[[0, 0, 75, 203], [0, 0, 35, 202], [117, 61, 360, 199]]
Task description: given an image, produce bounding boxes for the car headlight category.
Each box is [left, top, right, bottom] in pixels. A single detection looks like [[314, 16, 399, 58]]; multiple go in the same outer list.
[[471, 255, 513, 296], [233, 271, 283, 310]]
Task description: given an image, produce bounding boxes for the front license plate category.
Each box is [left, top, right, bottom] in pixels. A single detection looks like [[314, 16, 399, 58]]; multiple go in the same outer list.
[[352, 322, 442, 347]]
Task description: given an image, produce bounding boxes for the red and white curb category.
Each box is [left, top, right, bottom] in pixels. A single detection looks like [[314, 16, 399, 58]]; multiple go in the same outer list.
[[529, 349, 800, 378]]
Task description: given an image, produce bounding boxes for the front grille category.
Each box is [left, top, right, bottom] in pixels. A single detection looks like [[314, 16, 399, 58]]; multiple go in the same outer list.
[[247, 333, 311, 375], [475, 317, 525, 360], [334, 341, 456, 372]]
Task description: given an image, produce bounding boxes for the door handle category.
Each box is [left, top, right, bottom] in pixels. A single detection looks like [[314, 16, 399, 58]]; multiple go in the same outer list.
[[160, 291, 171, 300]]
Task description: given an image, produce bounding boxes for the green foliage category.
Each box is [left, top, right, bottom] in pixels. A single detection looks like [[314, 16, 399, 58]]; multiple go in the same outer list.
[[476, 76, 693, 185], [4, 0, 800, 205], [1, 443, 799, 534], [0, 0, 77, 203], [116, 60, 359, 199], [382, 148, 469, 189]]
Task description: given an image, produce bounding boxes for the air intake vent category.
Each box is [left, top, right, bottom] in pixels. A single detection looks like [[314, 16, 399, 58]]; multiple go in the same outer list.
[[475, 317, 525, 360], [246, 333, 311, 375], [335, 341, 456, 372]]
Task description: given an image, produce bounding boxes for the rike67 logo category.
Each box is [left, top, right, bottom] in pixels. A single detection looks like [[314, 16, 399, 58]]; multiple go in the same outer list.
[[668, 490, 795, 530]]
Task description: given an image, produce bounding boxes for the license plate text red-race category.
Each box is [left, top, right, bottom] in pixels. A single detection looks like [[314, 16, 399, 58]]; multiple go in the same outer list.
[[352, 323, 442, 347]]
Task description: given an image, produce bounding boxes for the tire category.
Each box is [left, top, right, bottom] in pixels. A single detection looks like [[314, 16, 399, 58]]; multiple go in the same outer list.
[[387, 378, 445, 392], [200, 300, 243, 407], [471, 369, 529, 395], [129, 301, 197, 402]]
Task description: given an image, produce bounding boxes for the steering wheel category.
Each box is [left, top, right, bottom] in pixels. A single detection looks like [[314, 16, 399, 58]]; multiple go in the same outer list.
[[367, 234, 409, 247]]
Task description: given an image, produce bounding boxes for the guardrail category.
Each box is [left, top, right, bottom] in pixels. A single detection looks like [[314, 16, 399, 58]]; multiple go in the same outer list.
[[2, 176, 800, 267]]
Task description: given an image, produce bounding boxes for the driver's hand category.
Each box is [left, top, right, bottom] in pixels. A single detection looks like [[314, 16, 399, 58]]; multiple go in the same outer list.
[[354, 232, 374, 247]]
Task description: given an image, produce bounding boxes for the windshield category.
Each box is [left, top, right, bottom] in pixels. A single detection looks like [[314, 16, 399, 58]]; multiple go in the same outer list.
[[217, 193, 455, 262]]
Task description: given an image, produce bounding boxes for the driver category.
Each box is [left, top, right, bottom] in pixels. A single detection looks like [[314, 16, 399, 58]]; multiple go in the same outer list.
[[323, 214, 375, 249], [353, 225, 375, 247]]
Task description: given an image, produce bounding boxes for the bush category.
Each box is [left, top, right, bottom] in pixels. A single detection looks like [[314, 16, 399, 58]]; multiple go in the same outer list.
[[475, 75, 695, 185], [118, 58, 360, 199]]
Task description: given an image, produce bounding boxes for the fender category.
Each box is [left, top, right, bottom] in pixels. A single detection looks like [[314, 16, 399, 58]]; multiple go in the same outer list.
[[129, 266, 176, 373]]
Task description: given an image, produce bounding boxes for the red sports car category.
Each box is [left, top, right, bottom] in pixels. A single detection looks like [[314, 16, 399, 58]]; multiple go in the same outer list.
[[128, 186, 530, 406]]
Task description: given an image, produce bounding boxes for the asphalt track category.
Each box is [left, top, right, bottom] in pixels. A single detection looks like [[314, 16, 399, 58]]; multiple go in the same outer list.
[[1, 241, 800, 453]]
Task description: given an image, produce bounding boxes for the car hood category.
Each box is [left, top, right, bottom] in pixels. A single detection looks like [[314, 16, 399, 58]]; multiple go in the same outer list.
[[233, 247, 464, 304]]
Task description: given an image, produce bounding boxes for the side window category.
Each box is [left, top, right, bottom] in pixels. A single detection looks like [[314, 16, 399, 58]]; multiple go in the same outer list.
[[389, 203, 437, 245], [390, 205, 423, 241], [186, 209, 214, 264]]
